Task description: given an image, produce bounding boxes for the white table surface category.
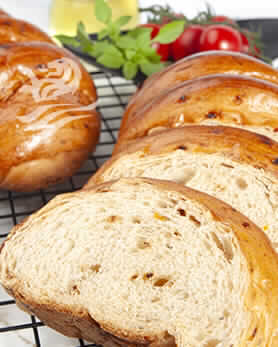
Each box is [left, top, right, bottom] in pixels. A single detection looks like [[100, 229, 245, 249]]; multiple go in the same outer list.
[[0, 0, 278, 33]]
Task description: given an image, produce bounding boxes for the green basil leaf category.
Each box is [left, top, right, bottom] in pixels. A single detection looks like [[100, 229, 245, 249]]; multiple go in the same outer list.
[[104, 44, 124, 57], [55, 35, 80, 48], [133, 53, 146, 64], [117, 36, 137, 49], [97, 53, 125, 69], [139, 61, 166, 76], [152, 20, 185, 44], [123, 61, 138, 79], [94, 0, 112, 24], [77, 22, 93, 52], [125, 49, 136, 60], [98, 28, 109, 40], [129, 26, 152, 39], [92, 41, 114, 57], [113, 16, 132, 28], [136, 30, 151, 49]]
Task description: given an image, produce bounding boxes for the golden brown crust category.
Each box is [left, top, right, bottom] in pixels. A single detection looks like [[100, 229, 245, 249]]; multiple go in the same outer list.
[[4, 177, 278, 346], [116, 74, 278, 153], [120, 52, 278, 137], [0, 16, 53, 44], [0, 42, 100, 191], [0, 9, 10, 17], [86, 125, 278, 188]]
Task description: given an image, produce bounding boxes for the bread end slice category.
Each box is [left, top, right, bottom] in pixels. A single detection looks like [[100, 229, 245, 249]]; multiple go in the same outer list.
[[1, 178, 278, 346]]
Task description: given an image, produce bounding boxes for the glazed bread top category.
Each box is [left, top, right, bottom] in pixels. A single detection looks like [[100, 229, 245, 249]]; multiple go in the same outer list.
[[0, 15, 53, 44], [88, 125, 278, 250], [121, 51, 278, 135], [0, 9, 10, 17], [116, 74, 278, 152], [2, 178, 278, 346], [0, 42, 100, 191]]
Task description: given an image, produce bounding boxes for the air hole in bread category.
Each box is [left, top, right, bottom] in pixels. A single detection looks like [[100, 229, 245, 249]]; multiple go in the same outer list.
[[250, 327, 258, 340], [143, 273, 154, 280], [132, 216, 141, 224], [221, 163, 234, 169], [203, 338, 221, 347], [177, 208, 186, 217], [180, 168, 196, 184], [70, 285, 80, 295], [151, 297, 160, 303], [91, 264, 101, 273], [236, 178, 248, 190], [189, 215, 201, 227], [130, 274, 138, 280], [174, 231, 181, 237], [211, 233, 234, 263], [154, 277, 170, 287], [106, 215, 122, 223], [158, 201, 168, 208], [137, 238, 151, 250]]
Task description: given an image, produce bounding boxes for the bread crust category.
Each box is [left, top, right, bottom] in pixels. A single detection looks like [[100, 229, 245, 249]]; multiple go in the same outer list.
[[2, 178, 278, 346], [120, 51, 278, 137], [0, 42, 100, 191], [0, 15, 53, 44], [116, 74, 278, 153], [86, 125, 278, 187]]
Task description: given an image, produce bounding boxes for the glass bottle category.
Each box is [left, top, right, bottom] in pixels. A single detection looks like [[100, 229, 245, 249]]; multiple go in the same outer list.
[[49, 0, 139, 37]]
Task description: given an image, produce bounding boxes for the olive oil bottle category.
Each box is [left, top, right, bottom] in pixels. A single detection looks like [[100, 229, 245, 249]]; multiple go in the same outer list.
[[49, 0, 139, 36]]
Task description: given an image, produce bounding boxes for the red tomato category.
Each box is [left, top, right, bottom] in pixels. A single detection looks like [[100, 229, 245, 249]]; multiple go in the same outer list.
[[151, 42, 169, 61], [140, 23, 160, 39], [199, 25, 242, 52], [211, 15, 236, 25], [171, 25, 204, 61], [140, 23, 169, 61], [240, 32, 250, 53], [240, 31, 260, 57]]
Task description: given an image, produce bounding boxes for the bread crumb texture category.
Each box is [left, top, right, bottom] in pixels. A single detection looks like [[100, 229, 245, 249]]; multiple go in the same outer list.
[[0, 178, 270, 346], [102, 150, 278, 250]]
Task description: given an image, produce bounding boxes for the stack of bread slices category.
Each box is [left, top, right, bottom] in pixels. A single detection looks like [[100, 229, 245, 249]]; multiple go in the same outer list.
[[2, 51, 278, 347]]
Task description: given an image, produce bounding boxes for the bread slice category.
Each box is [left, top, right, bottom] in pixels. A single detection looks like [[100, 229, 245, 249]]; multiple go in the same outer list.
[[87, 126, 278, 251], [1, 178, 278, 346], [115, 74, 278, 153], [121, 51, 278, 138]]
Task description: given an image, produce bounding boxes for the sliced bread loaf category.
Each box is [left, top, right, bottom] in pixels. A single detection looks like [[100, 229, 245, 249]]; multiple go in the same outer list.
[[115, 74, 278, 153], [121, 51, 278, 137], [1, 178, 278, 346], [87, 126, 278, 251]]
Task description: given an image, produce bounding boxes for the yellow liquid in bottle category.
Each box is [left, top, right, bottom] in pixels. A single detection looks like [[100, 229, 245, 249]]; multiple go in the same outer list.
[[49, 0, 139, 36]]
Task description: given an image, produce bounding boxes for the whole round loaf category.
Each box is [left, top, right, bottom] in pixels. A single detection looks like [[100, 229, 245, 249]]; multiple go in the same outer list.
[[120, 51, 278, 137], [0, 15, 53, 44], [0, 42, 100, 191], [115, 74, 278, 153]]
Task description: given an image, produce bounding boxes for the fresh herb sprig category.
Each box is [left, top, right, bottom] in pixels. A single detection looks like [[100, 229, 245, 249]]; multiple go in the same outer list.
[[56, 0, 185, 80]]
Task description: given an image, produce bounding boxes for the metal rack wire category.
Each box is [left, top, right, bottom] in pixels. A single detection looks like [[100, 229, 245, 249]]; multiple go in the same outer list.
[[0, 69, 137, 347]]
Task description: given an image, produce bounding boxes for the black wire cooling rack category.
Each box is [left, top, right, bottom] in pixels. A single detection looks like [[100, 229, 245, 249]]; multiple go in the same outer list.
[[0, 68, 137, 347]]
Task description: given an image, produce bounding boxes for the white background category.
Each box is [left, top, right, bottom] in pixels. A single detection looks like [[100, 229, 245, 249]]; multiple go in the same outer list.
[[0, 0, 277, 33]]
